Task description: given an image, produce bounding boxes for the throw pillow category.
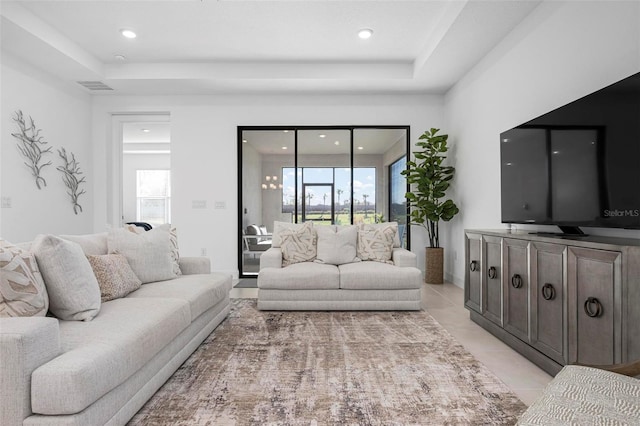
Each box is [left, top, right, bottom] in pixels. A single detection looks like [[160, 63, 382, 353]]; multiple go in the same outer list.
[[0, 240, 49, 317], [359, 222, 401, 247], [31, 235, 101, 321], [168, 226, 182, 276], [315, 225, 359, 265], [87, 254, 142, 302], [59, 232, 108, 255], [357, 226, 396, 264], [280, 221, 317, 267], [108, 224, 176, 284], [272, 221, 309, 248]]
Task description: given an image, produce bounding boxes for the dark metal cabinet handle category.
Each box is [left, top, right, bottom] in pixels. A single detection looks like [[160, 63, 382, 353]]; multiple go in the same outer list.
[[584, 297, 603, 318], [487, 266, 497, 279], [542, 283, 555, 300], [469, 261, 479, 272], [511, 274, 523, 288]]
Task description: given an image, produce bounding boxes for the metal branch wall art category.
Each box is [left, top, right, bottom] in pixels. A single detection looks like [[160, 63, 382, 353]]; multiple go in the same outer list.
[[11, 110, 52, 189], [56, 148, 86, 215]]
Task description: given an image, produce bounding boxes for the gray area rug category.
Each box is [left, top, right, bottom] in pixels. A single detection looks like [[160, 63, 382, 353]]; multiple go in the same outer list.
[[234, 278, 258, 288], [129, 300, 526, 425]]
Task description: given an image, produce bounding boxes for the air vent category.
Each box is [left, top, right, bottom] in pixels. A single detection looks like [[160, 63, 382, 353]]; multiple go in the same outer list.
[[76, 81, 114, 91]]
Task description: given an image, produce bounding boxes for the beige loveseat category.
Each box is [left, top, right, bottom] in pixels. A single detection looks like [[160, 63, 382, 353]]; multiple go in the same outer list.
[[0, 231, 232, 426], [258, 222, 422, 310]]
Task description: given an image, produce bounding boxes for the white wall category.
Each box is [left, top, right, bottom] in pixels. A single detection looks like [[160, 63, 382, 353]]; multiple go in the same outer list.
[[444, 1, 640, 287], [92, 94, 444, 276], [1, 53, 93, 242]]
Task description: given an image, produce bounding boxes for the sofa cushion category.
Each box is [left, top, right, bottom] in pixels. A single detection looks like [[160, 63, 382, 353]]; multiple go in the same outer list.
[[87, 254, 142, 302], [258, 262, 339, 290], [315, 225, 359, 265], [31, 235, 101, 321], [107, 225, 176, 284], [0, 240, 49, 317], [59, 233, 108, 256], [30, 297, 191, 415], [338, 262, 422, 290], [126, 273, 232, 321]]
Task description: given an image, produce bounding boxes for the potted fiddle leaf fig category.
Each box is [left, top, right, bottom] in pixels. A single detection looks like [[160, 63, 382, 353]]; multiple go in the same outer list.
[[401, 128, 459, 284]]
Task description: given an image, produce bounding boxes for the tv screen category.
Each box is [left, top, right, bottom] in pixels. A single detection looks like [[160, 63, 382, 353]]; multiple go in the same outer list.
[[501, 71, 640, 232]]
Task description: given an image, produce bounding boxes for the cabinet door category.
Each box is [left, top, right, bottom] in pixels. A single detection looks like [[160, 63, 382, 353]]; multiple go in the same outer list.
[[503, 238, 530, 342], [465, 233, 482, 313], [568, 247, 622, 365], [530, 242, 566, 364], [482, 236, 503, 327]]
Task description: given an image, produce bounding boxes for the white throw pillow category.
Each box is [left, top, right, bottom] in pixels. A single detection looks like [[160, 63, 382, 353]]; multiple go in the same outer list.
[[359, 222, 400, 247], [315, 225, 359, 265], [357, 226, 396, 264], [107, 224, 176, 284], [280, 222, 317, 267], [0, 240, 49, 317], [32, 235, 101, 321], [59, 232, 108, 255], [272, 221, 312, 248]]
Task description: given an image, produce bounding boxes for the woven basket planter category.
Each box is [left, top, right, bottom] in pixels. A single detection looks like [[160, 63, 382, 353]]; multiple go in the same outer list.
[[425, 247, 444, 284]]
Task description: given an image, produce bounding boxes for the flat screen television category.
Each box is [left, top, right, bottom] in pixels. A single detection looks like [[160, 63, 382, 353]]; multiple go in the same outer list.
[[500, 71, 640, 235]]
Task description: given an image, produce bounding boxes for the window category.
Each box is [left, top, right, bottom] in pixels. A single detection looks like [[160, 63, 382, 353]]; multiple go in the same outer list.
[[136, 170, 171, 225], [389, 156, 407, 225], [282, 166, 376, 224]]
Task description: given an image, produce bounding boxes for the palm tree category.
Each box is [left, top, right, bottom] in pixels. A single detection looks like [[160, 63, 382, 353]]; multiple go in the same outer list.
[[362, 194, 369, 218], [336, 188, 343, 207]]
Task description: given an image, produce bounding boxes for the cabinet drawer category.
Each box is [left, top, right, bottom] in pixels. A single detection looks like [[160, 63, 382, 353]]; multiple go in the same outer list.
[[482, 236, 503, 327], [530, 242, 566, 364], [503, 238, 530, 342], [568, 246, 622, 365], [465, 233, 482, 313]]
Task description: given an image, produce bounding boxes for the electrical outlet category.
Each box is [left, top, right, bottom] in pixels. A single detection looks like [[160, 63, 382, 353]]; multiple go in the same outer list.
[[453, 250, 458, 261], [200, 248, 207, 256], [1, 197, 11, 208]]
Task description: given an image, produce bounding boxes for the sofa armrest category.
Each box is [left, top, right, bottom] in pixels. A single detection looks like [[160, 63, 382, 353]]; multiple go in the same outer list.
[[179, 257, 211, 275], [0, 317, 61, 426], [260, 248, 282, 270], [392, 248, 417, 268]]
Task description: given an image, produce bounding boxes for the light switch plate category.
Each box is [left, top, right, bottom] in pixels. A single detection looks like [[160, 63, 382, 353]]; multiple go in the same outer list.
[[192, 200, 207, 209], [214, 201, 226, 209]]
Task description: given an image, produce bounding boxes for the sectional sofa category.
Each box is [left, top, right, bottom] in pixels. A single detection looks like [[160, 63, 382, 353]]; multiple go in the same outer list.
[[0, 230, 232, 426]]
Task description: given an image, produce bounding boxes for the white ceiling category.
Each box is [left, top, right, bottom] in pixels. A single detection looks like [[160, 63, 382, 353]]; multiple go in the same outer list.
[[0, 0, 541, 95]]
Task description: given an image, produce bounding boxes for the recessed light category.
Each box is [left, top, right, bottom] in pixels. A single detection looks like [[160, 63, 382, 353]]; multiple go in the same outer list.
[[319, 134, 326, 138], [283, 130, 289, 133], [114, 54, 126, 61], [334, 141, 340, 145], [120, 29, 137, 39], [282, 146, 288, 150], [242, 139, 247, 143], [358, 28, 373, 39], [141, 128, 150, 133], [357, 146, 364, 150]]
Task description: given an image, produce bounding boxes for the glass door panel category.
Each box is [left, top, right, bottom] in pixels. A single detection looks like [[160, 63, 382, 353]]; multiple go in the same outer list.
[[241, 129, 294, 276], [297, 129, 350, 224]]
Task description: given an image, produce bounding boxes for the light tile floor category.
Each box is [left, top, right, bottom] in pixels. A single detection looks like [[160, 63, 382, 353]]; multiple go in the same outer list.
[[229, 280, 552, 406]]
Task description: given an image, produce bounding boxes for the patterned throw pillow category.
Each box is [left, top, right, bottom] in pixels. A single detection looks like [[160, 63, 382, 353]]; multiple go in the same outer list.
[[359, 222, 400, 247], [87, 254, 142, 302], [0, 240, 49, 317], [280, 222, 317, 267], [357, 225, 396, 264]]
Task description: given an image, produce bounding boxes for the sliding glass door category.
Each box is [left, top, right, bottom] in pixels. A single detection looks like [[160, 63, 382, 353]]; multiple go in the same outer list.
[[238, 126, 409, 276]]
